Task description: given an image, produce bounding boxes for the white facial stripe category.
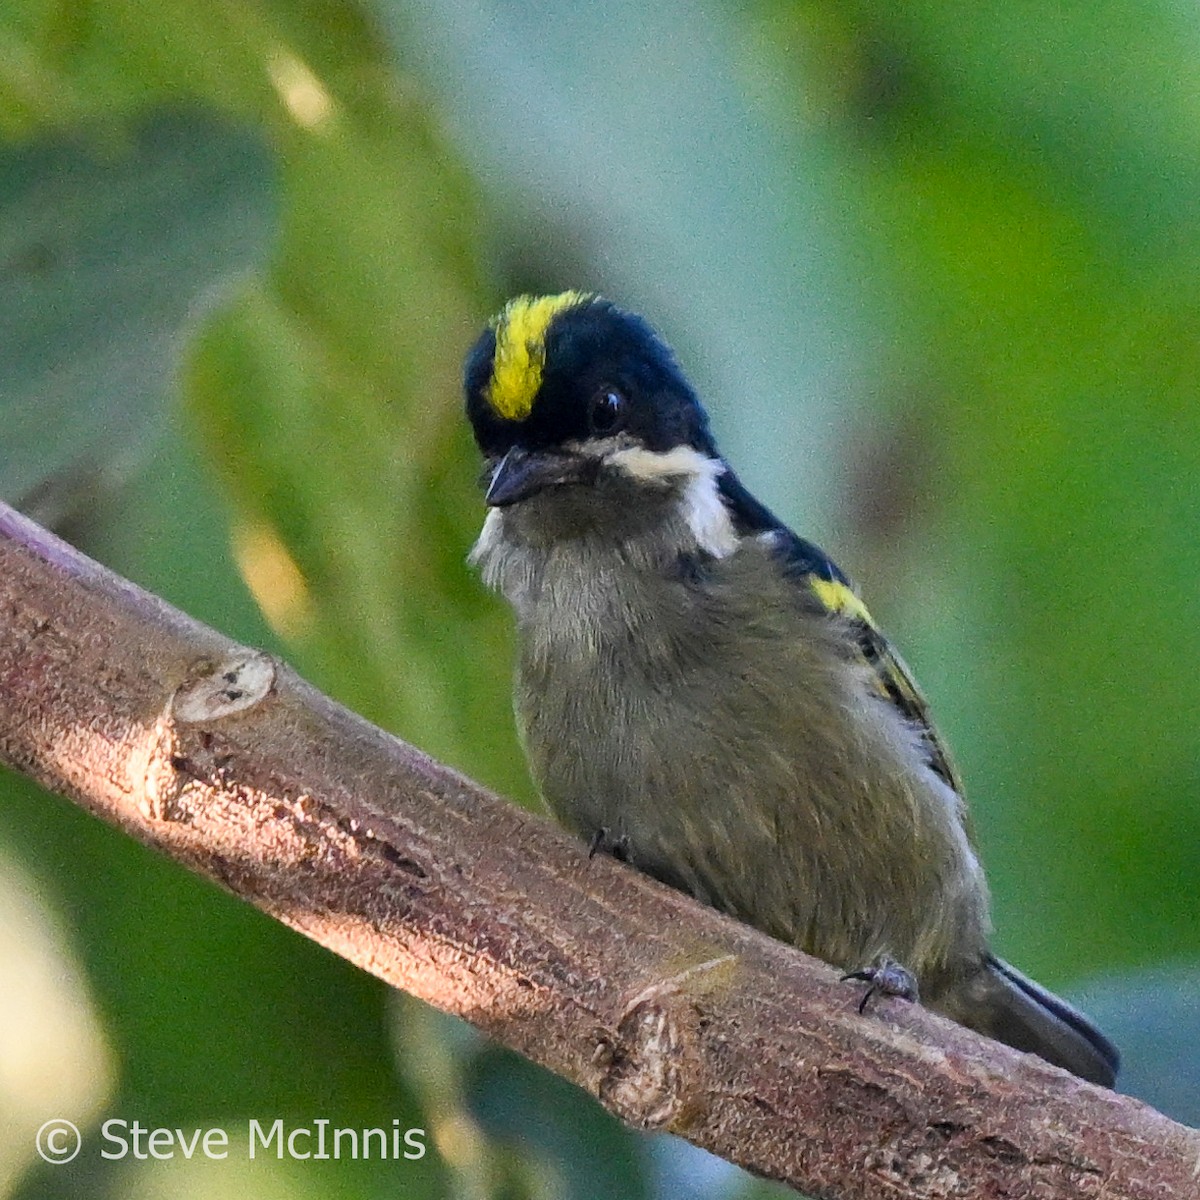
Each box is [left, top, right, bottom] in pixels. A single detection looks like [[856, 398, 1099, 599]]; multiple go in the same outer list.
[[469, 508, 505, 571], [472, 444, 740, 569], [606, 444, 738, 558], [606, 444, 721, 482], [681, 468, 739, 558]]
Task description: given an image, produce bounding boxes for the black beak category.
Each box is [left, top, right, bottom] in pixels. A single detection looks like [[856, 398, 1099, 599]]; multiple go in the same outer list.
[[485, 446, 595, 507]]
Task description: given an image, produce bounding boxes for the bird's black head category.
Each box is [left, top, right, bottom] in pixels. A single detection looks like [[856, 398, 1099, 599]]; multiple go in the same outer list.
[[464, 293, 719, 507]]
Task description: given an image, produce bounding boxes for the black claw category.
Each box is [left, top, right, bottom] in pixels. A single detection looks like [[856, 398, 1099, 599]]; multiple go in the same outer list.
[[586, 828, 631, 862], [842, 958, 919, 1014]]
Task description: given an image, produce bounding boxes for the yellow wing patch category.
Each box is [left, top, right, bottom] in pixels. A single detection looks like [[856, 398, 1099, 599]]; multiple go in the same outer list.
[[810, 575, 965, 796], [486, 291, 592, 421], [810, 577, 874, 625]]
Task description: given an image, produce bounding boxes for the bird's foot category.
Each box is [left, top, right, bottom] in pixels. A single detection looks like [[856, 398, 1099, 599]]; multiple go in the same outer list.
[[586, 826, 631, 862], [842, 957, 919, 1015]]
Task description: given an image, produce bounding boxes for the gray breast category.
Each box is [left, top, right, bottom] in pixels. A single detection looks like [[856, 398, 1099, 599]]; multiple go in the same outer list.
[[477, 507, 990, 979]]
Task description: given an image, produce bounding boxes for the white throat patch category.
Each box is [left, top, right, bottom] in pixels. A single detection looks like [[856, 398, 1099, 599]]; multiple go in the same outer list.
[[607, 445, 739, 558]]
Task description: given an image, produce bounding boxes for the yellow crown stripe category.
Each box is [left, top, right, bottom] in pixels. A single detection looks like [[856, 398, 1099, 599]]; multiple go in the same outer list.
[[486, 291, 591, 421]]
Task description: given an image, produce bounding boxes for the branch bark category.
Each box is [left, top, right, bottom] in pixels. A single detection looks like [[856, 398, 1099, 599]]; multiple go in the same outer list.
[[0, 499, 1194, 1199]]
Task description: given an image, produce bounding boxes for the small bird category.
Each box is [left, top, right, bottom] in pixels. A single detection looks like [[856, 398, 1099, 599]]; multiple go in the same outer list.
[[464, 291, 1119, 1087]]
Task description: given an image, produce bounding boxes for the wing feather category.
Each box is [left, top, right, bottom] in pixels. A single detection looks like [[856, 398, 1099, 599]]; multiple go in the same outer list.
[[717, 466, 964, 795]]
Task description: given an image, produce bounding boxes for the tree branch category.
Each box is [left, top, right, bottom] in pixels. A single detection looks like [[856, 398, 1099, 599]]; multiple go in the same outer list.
[[0, 499, 1194, 1199]]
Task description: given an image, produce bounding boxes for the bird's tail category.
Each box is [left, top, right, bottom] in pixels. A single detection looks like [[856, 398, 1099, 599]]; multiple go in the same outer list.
[[936, 954, 1120, 1087]]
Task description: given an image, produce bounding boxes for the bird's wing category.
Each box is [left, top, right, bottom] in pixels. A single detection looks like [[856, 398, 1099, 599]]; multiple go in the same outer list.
[[801, 559, 964, 795], [717, 467, 964, 796]]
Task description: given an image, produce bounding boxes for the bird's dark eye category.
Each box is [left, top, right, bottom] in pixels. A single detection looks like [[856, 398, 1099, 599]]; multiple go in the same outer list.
[[588, 387, 625, 435]]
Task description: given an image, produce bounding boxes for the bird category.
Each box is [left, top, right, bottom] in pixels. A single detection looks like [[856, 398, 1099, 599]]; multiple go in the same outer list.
[[463, 290, 1119, 1087]]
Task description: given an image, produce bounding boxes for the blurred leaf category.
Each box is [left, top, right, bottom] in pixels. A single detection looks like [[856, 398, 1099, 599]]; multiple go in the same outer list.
[[175, 27, 530, 798], [0, 849, 113, 1195], [188, 267, 523, 799], [0, 108, 274, 521]]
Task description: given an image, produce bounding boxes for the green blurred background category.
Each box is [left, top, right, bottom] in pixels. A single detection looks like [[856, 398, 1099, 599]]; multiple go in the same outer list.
[[1, 2, 1197, 1197]]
